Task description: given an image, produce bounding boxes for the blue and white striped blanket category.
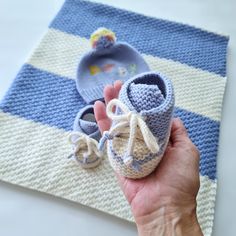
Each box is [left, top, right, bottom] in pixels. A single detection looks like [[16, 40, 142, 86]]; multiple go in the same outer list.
[[0, 0, 228, 235]]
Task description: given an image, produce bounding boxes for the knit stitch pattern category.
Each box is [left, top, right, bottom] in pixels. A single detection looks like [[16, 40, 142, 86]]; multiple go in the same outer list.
[[73, 105, 101, 141], [129, 83, 165, 111], [0, 0, 228, 235]]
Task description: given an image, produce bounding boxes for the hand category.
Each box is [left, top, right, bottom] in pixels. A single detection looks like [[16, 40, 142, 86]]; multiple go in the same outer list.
[[94, 81, 203, 236]]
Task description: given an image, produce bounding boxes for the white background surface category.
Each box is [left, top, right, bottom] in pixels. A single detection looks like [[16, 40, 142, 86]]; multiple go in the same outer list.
[[0, 0, 236, 235]]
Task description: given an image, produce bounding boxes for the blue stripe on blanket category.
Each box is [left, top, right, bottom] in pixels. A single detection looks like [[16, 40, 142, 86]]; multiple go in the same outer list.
[[0, 64, 217, 180], [174, 109, 218, 180], [0, 65, 86, 131], [50, 0, 228, 76]]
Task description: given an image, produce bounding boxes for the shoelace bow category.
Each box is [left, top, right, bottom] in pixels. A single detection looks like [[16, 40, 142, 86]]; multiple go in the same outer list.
[[68, 132, 103, 164], [98, 99, 160, 171]]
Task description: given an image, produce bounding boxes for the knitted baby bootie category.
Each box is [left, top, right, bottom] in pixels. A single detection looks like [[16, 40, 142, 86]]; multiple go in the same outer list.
[[99, 72, 175, 178], [69, 105, 103, 168]]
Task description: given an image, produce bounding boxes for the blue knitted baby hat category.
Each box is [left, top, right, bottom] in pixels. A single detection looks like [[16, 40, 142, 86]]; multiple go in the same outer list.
[[76, 28, 150, 104], [99, 72, 175, 179]]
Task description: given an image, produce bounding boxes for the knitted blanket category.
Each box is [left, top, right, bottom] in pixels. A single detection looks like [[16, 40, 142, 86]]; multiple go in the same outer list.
[[0, 0, 228, 235]]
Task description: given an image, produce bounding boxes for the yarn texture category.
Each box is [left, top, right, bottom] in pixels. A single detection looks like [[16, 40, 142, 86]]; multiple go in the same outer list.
[[0, 0, 229, 235]]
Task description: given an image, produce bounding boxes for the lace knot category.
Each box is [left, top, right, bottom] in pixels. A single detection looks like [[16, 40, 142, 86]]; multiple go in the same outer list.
[[123, 153, 142, 172], [68, 132, 103, 163], [98, 131, 114, 151]]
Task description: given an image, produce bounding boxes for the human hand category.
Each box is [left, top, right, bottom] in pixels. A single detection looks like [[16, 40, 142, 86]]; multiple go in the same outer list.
[[94, 81, 203, 236]]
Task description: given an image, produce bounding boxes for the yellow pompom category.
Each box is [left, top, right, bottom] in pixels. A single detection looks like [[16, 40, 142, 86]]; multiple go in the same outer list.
[[90, 27, 116, 49]]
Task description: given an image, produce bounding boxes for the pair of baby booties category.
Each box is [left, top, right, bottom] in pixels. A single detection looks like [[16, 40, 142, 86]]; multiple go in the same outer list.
[[69, 28, 175, 179]]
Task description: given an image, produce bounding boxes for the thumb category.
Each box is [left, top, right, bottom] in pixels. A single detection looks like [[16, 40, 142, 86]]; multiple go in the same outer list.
[[170, 118, 190, 146]]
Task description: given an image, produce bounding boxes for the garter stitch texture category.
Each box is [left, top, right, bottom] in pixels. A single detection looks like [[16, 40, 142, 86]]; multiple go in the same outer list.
[[73, 105, 100, 141], [0, 0, 229, 235]]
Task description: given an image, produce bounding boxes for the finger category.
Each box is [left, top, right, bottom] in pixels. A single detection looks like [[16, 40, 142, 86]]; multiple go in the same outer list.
[[94, 101, 111, 133], [170, 118, 200, 169], [104, 85, 116, 105], [114, 80, 122, 98], [114, 172, 134, 205], [115, 172, 126, 187], [171, 117, 189, 146]]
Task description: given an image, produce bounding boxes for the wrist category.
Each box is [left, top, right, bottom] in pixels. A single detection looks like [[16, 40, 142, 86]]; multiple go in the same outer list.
[[135, 203, 203, 236]]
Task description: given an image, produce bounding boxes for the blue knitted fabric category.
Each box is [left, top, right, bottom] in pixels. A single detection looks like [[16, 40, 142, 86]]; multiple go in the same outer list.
[[122, 72, 174, 151], [129, 83, 165, 112], [73, 104, 101, 141], [122, 72, 174, 140], [0, 0, 229, 234]]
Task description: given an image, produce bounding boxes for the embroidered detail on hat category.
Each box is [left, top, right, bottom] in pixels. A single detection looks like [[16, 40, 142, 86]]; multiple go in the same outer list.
[[118, 67, 128, 77], [129, 63, 137, 75], [102, 64, 115, 72], [89, 65, 101, 75]]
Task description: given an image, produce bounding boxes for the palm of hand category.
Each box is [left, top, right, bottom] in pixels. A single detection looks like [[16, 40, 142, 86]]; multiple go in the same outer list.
[[119, 133, 200, 220]]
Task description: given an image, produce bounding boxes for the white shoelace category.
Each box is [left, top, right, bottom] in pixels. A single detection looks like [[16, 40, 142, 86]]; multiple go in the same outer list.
[[68, 132, 103, 163], [99, 99, 159, 168]]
